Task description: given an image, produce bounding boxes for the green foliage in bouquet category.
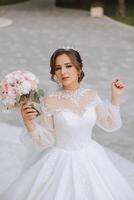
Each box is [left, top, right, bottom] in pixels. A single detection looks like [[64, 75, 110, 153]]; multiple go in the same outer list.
[[16, 89, 44, 105], [15, 89, 45, 116], [31, 89, 44, 103]]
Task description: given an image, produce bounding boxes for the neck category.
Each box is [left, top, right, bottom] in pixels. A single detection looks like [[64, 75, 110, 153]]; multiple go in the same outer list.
[[62, 83, 80, 91]]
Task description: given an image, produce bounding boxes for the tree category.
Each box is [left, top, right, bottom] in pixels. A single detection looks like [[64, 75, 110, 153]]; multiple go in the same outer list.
[[117, 0, 126, 17]]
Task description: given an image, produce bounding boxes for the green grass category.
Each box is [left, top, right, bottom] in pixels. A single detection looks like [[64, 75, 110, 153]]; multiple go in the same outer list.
[[0, 0, 29, 5], [112, 16, 134, 27], [105, 3, 134, 26]]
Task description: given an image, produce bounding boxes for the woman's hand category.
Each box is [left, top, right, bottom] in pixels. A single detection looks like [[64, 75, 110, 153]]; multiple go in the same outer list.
[[21, 103, 38, 125], [111, 79, 126, 106], [112, 79, 125, 95]]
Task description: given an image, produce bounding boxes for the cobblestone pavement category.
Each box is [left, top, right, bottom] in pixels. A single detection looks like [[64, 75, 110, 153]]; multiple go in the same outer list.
[[0, 0, 134, 161]]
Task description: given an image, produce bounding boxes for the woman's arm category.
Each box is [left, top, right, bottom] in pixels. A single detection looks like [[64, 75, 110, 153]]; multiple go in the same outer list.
[[21, 104, 37, 133], [111, 79, 125, 106], [20, 97, 55, 148], [95, 79, 125, 132]]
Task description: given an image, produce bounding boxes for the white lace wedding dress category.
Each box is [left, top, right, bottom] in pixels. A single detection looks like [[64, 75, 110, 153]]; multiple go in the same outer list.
[[0, 84, 134, 200]]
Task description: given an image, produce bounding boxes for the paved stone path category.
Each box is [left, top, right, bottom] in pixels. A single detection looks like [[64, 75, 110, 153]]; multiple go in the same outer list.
[[0, 0, 134, 161]]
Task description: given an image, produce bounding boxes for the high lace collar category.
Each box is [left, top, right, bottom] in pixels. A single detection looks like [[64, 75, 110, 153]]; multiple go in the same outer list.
[[58, 84, 89, 105]]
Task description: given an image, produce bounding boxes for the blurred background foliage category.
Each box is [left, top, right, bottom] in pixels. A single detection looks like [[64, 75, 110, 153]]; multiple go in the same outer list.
[[0, 0, 133, 26], [0, 0, 28, 5], [55, 0, 134, 26]]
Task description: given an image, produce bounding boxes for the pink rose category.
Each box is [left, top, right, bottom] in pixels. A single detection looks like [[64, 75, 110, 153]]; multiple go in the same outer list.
[[1, 82, 9, 94]]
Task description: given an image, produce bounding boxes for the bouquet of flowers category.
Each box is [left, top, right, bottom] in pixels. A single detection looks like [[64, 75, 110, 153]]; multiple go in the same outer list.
[[0, 70, 44, 115]]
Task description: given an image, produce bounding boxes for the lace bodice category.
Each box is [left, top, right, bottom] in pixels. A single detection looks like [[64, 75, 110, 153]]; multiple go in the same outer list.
[[43, 85, 96, 116], [25, 85, 122, 151]]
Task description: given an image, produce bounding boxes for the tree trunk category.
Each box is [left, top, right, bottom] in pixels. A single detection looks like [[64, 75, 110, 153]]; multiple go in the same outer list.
[[117, 0, 126, 17], [55, 0, 63, 6]]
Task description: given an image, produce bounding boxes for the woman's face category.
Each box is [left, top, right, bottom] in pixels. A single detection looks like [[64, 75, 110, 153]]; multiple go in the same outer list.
[[54, 54, 79, 88]]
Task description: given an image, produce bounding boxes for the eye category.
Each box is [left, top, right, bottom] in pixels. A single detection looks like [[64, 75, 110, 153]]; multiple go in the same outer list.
[[55, 67, 61, 71], [66, 65, 72, 68]]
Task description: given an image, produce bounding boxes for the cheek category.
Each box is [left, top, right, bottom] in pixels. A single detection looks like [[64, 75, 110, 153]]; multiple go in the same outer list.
[[71, 68, 78, 77], [55, 72, 62, 80]]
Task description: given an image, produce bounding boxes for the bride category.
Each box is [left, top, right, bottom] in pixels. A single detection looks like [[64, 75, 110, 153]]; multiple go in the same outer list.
[[0, 48, 134, 199]]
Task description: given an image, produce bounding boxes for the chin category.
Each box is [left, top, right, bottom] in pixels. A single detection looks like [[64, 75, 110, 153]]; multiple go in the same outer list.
[[62, 82, 70, 87], [61, 80, 70, 85], [61, 78, 78, 87]]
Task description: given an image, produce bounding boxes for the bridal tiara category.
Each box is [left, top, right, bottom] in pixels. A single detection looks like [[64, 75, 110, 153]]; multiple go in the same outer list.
[[58, 45, 78, 51]]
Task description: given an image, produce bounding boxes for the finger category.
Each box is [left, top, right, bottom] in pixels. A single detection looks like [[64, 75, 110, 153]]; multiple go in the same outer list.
[[26, 116, 36, 121], [22, 105, 32, 110], [112, 80, 120, 86], [116, 83, 125, 88], [27, 111, 38, 115], [116, 80, 123, 84], [28, 114, 38, 119], [118, 82, 125, 87], [23, 109, 37, 116], [23, 107, 36, 112], [114, 83, 123, 88], [25, 112, 38, 117], [24, 113, 37, 118], [24, 115, 37, 121], [112, 79, 125, 87], [115, 81, 121, 86], [116, 85, 124, 89], [21, 107, 32, 113], [115, 81, 125, 88], [25, 108, 37, 113]]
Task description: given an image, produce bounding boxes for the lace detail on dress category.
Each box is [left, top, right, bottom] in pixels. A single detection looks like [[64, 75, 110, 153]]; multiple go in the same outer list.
[[57, 85, 90, 106], [42, 85, 97, 117], [44, 98, 98, 117]]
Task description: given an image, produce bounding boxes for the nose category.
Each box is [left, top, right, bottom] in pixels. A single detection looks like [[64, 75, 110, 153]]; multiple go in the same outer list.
[[61, 66, 67, 75]]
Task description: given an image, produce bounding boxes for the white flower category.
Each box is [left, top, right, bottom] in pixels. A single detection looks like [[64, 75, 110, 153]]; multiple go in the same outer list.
[[8, 90, 14, 97], [5, 74, 15, 84], [21, 80, 32, 94], [3, 96, 15, 107], [24, 71, 36, 81], [14, 74, 25, 82]]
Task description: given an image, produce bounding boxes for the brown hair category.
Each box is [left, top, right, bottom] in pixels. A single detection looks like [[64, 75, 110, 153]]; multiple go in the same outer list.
[[50, 48, 85, 83]]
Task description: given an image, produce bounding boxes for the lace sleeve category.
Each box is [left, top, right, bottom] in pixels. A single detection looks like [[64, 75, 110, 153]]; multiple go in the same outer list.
[[95, 93, 122, 132], [27, 96, 55, 149]]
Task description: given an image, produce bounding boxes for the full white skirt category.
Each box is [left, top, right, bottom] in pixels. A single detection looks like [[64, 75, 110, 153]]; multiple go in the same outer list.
[[0, 123, 134, 200]]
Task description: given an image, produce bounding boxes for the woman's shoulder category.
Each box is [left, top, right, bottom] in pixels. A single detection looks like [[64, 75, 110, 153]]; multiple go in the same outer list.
[[43, 95, 57, 106], [42, 89, 60, 106]]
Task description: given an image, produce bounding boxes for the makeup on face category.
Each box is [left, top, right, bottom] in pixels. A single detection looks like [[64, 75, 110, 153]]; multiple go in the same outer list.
[[54, 54, 79, 89]]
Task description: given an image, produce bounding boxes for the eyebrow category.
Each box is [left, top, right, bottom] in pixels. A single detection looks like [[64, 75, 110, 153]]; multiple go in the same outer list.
[[55, 63, 72, 67]]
